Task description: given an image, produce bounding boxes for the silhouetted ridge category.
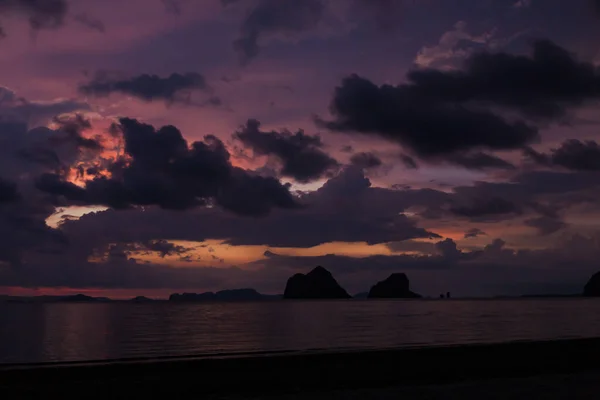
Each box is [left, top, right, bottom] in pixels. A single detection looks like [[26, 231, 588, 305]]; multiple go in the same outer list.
[[368, 273, 421, 299], [169, 288, 266, 302], [283, 266, 351, 299], [59, 294, 100, 302], [584, 272, 600, 297], [130, 296, 154, 302]]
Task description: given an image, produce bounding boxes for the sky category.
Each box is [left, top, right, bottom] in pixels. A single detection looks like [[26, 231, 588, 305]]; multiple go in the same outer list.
[[1, 0, 600, 298]]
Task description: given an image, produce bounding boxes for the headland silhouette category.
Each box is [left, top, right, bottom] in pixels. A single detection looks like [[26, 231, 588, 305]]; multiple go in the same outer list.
[[2, 266, 599, 303]]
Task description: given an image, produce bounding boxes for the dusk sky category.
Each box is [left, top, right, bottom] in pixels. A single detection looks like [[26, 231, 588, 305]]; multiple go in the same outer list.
[[1, 0, 600, 298]]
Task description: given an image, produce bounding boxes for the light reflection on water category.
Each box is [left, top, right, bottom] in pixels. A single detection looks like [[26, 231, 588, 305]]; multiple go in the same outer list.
[[1, 298, 599, 364]]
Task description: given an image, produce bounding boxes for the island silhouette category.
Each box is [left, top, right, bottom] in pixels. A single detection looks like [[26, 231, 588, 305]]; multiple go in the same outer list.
[[584, 272, 600, 297], [2, 266, 599, 302], [367, 273, 421, 299], [283, 266, 351, 299]]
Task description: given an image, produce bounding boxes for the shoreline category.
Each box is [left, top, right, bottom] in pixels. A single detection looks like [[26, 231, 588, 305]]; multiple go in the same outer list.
[[2, 337, 600, 397], [0, 336, 596, 370], [0, 294, 588, 303]]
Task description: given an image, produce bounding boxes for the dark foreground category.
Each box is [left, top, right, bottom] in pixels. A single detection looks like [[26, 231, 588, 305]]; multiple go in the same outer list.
[[2, 338, 600, 399]]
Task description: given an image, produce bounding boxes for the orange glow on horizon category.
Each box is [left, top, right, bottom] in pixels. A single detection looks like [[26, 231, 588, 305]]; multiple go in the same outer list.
[[128, 239, 424, 268]]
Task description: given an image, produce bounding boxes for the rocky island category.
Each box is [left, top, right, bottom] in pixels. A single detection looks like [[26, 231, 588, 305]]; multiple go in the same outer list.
[[130, 296, 154, 302], [283, 266, 351, 299], [368, 273, 421, 299], [583, 272, 600, 297]]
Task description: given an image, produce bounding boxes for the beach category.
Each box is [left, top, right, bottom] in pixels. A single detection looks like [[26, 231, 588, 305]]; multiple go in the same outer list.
[[4, 371, 599, 400], [2, 337, 600, 398], [241, 372, 600, 399]]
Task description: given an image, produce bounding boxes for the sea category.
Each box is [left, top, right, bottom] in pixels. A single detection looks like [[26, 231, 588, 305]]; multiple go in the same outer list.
[[1, 298, 599, 365]]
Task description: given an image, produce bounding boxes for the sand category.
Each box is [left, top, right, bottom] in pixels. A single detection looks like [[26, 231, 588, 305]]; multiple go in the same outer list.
[[249, 372, 600, 400], [2, 338, 600, 399], [4, 372, 600, 399]]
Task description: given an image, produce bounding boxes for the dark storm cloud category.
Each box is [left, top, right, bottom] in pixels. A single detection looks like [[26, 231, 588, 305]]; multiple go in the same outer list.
[[0, 117, 101, 180], [108, 239, 193, 258], [19, 114, 104, 182], [510, 170, 600, 195], [79, 72, 213, 104], [141, 239, 191, 257], [229, 0, 325, 65], [525, 140, 600, 171], [233, 119, 339, 183], [319, 73, 538, 157], [445, 152, 515, 170], [56, 167, 445, 253], [51, 114, 103, 151], [0, 117, 96, 267], [402, 166, 600, 230], [0, 0, 68, 35], [415, 169, 600, 227], [5, 152, 599, 294], [450, 197, 522, 219], [320, 40, 600, 164], [0, 111, 299, 268], [464, 228, 486, 239], [0, 177, 18, 203], [528, 201, 561, 219], [350, 152, 383, 169], [257, 246, 460, 273], [35, 173, 84, 200], [524, 216, 567, 236], [0, 207, 67, 267], [36, 118, 299, 216], [405, 39, 600, 120]]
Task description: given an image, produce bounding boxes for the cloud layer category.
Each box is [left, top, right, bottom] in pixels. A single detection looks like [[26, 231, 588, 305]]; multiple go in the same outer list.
[[1, 1, 600, 297]]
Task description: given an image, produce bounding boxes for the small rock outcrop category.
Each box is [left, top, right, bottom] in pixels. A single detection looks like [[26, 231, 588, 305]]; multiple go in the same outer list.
[[583, 272, 600, 297], [283, 266, 351, 299], [169, 288, 264, 302], [367, 273, 421, 299], [130, 296, 153, 302]]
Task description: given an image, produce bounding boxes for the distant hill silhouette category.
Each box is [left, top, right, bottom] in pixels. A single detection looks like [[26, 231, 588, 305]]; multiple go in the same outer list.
[[130, 296, 154, 302], [169, 288, 275, 302], [584, 272, 600, 297], [283, 266, 351, 299], [368, 273, 421, 299], [59, 294, 106, 302], [0, 294, 114, 303], [353, 292, 369, 299]]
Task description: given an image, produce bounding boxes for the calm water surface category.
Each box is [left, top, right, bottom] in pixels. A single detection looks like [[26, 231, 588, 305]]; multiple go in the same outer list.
[[1, 298, 599, 364]]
